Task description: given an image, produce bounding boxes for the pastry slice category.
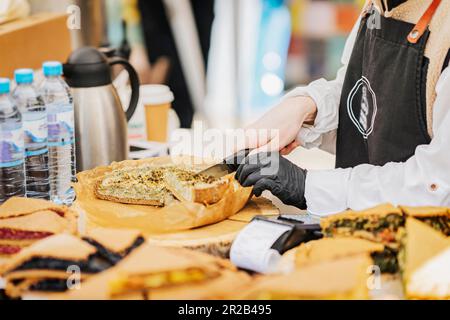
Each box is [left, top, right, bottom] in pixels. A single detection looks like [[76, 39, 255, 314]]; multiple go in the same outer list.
[[107, 244, 228, 298], [0, 197, 68, 218], [400, 206, 449, 236], [1, 234, 110, 298], [148, 270, 252, 300], [241, 254, 373, 300], [321, 204, 404, 249], [82, 228, 145, 265], [164, 168, 230, 205], [0, 210, 78, 258], [406, 247, 450, 300], [295, 237, 398, 273], [94, 165, 174, 206], [401, 218, 450, 289]]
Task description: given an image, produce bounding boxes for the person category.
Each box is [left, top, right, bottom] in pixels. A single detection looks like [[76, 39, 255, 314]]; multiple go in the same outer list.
[[137, 0, 215, 128], [234, 0, 450, 216]]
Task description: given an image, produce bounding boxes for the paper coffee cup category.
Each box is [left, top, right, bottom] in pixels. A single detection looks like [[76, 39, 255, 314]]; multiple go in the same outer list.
[[140, 85, 174, 142]]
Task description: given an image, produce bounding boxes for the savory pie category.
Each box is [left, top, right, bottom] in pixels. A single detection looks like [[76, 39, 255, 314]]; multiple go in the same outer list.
[[401, 218, 450, 292], [400, 206, 449, 236], [0, 197, 77, 258], [321, 204, 404, 249], [1, 234, 110, 298], [82, 227, 145, 265], [107, 244, 233, 298], [240, 255, 373, 300], [94, 165, 230, 206], [295, 237, 397, 273]]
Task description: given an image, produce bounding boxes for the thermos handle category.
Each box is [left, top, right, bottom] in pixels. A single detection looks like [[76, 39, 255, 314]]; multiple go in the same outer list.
[[109, 57, 140, 122]]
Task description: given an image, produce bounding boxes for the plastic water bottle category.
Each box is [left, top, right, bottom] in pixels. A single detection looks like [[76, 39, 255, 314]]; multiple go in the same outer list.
[[0, 78, 26, 203], [39, 62, 76, 205], [12, 69, 50, 200]]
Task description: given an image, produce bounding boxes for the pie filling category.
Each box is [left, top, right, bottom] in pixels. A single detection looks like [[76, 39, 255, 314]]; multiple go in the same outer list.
[[0, 245, 22, 255], [29, 279, 70, 292], [109, 268, 217, 296], [9, 254, 112, 275], [323, 214, 405, 246], [370, 248, 399, 274], [0, 228, 53, 240], [83, 236, 145, 265], [416, 216, 450, 236]]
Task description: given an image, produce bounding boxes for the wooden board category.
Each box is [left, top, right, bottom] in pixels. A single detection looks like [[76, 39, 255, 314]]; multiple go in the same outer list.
[[74, 196, 279, 258]]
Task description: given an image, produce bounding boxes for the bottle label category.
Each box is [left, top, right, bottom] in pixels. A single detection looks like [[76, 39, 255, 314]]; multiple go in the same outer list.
[[23, 116, 48, 156], [48, 105, 75, 147], [0, 127, 24, 168]]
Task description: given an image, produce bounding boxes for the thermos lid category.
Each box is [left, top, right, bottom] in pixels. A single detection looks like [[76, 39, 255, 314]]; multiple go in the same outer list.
[[63, 47, 112, 88]]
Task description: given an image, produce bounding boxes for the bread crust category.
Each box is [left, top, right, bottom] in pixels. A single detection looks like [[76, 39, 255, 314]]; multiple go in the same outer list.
[[191, 180, 230, 205], [93, 179, 165, 207]]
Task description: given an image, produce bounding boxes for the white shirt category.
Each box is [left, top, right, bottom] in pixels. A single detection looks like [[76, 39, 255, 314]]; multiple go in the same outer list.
[[285, 18, 450, 216]]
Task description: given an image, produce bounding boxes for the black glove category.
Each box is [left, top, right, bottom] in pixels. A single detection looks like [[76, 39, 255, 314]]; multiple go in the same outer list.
[[234, 152, 307, 209]]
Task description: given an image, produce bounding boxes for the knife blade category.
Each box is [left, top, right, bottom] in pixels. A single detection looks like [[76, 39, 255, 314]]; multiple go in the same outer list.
[[198, 149, 251, 178]]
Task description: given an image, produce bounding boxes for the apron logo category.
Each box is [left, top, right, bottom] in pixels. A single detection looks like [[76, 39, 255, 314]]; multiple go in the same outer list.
[[347, 76, 378, 139]]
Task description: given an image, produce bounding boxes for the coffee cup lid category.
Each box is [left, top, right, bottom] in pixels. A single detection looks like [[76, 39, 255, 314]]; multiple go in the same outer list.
[[140, 84, 174, 105]]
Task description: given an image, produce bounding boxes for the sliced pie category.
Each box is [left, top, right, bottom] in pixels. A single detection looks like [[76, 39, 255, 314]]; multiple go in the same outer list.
[[0, 198, 78, 258], [240, 254, 373, 300], [406, 247, 450, 299], [401, 218, 450, 296], [82, 227, 145, 265], [400, 206, 449, 236], [1, 234, 110, 298], [321, 204, 404, 249], [164, 168, 230, 205], [295, 237, 397, 273], [94, 165, 174, 206], [94, 165, 230, 206], [108, 244, 232, 298]]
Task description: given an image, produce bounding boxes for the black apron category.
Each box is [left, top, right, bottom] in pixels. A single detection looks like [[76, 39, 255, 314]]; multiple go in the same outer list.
[[335, 4, 434, 168]]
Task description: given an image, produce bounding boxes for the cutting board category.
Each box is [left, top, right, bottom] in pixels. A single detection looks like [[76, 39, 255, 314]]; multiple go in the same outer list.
[[73, 197, 279, 258]]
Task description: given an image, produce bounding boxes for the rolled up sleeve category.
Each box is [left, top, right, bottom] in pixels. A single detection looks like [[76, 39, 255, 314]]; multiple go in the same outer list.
[[284, 17, 361, 152], [305, 67, 450, 216]]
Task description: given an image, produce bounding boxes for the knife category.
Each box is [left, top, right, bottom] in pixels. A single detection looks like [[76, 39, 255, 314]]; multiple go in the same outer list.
[[198, 149, 251, 178]]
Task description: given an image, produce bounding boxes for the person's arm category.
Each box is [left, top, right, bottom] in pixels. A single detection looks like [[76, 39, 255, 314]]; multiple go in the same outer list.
[[306, 67, 450, 215], [283, 17, 361, 154]]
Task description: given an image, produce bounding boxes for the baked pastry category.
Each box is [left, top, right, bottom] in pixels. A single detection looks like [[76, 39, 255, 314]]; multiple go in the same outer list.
[[0, 197, 77, 258], [401, 218, 450, 299], [107, 244, 234, 298], [321, 204, 404, 249], [400, 206, 449, 236], [164, 168, 229, 205], [295, 237, 397, 273], [240, 255, 372, 300], [1, 234, 110, 298], [82, 228, 145, 265], [94, 165, 174, 206], [406, 247, 450, 299], [94, 165, 230, 206]]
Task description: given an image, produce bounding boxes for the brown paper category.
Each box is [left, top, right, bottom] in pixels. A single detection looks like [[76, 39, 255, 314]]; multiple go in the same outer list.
[[74, 156, 254, 234]]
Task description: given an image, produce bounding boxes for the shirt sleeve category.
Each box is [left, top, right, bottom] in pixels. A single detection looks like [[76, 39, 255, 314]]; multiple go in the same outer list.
[[283, 17, 361, 152], [305, 67, 450, 216]]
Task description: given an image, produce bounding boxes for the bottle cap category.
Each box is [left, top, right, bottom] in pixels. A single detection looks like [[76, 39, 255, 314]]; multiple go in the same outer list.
[[0, 78, 10, 94], [43, 61, 63, 77], [14, 69, 34, 84]]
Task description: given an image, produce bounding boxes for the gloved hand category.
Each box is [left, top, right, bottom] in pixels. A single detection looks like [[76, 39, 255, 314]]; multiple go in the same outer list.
[[234, 152, 307, 209]]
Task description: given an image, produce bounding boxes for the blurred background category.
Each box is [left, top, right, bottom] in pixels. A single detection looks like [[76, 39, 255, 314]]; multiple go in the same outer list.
[[23, 0, 363, 129], [0, 0, 364, 181]]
